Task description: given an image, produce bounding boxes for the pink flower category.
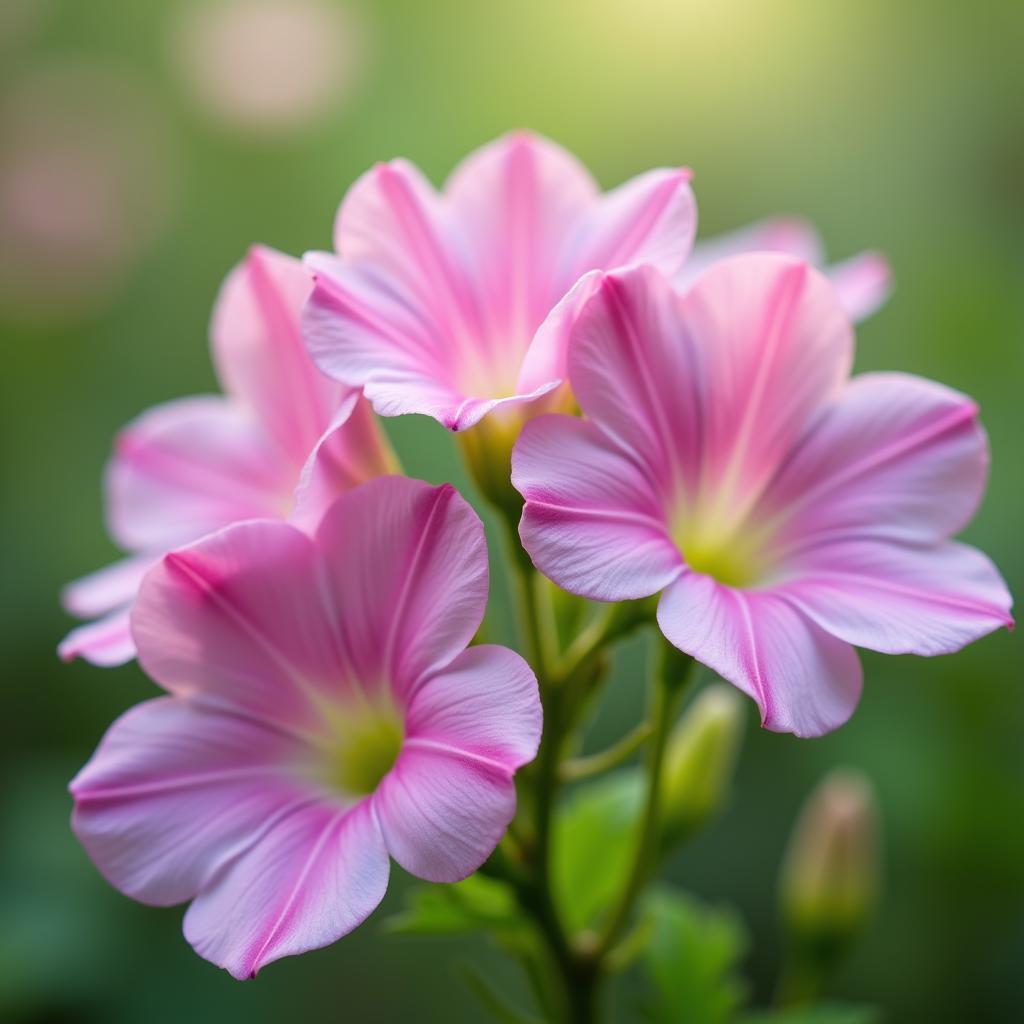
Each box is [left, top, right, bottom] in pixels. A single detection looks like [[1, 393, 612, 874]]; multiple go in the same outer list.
[[512, 255, 1012, 737], [302, 131, 696, 432], [70, 477, 541, 978], [59, 245, 396, 666], [677, 217, 892, 323]]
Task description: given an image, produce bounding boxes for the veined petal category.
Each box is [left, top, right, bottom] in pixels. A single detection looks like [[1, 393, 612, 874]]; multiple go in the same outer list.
[[444, 132, 598, 358], [184, 798, 388, 979], [405, 645, 541, 770], [373, 744, 516, 883], [132, 520, 343, 733], [674, 254, 853, 520], [108, 396, 292, 552], [212, 245, 346, 462], [314, 477, 488, 692], [566, 166, 696, 282], [780, 540, 1013, 656], [70, 697, 306, 907], [658, 573, 863, 737], [761, 372, 989, 553], [513, 414, 682, 600], [58, 607, 136, 666]]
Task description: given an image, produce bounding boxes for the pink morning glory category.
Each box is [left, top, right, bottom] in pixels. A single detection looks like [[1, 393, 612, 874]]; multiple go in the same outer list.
[[679, 216, 892, 323], [59, 245, 396, 667], [512, 255, 1012, 737], [71, 476, 541, 978], [302, 131, 697, 432]]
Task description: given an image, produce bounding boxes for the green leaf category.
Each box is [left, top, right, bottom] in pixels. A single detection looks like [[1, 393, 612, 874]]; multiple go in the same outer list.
[[552, 768, 644, 931], [741, 1006, 882, 1024], [641, 885, 748, 1024], [387, 873, 524, 937]]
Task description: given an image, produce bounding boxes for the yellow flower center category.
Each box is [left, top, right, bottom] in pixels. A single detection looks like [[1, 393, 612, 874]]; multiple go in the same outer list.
[[671, 500, 776, 590], [313, 695, 405, 797]]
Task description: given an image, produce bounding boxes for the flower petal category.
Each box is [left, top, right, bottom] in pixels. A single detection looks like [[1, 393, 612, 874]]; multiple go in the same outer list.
[[780, 540, 1013, 656], [212, 245, 345, 462], [679, 217, 825, 289], [314, 477, 488, 693], [108, 396, 291, 552], [289, 394, 398, 531], [184, 798, 388, 979], [672, 253, 854, 516], [58, 607, 136, 666], [405, 645, 541, 770], [658, 573, 863, 737], [373, 744, 516, 883], [513, 414, 682, 600], [826, 250, 891, 323], [132, 520, 342, 733], [444, 132, 598, 355], [566, 166, 696, 281], [62, 555, 152, 617], [70, 697, 305, 906], [761, 372, 989, 553]]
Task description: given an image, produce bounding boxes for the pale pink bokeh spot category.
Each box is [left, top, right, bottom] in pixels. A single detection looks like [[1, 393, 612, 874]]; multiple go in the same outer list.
[[59, 246, 396, 667], [513, 256, 1012, 737], [0, 63, 177, 322], [71, 478, 541, 978], [170, 0, 367, 134]]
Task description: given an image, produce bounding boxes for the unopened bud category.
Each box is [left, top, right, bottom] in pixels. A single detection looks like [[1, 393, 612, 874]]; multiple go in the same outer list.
[[780, 769, 880, 946], [661, 683, 745, 846]]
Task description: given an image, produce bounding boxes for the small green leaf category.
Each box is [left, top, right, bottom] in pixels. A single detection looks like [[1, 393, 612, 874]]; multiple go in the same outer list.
[[741, 1005, 882, 1024], [641, 886, 748, 1024], [552, 768, 644, 931], [387, 873, 523, 937]]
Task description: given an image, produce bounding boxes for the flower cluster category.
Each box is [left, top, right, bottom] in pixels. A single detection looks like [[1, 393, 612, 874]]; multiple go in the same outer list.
[[64, 133, 1011, 982]]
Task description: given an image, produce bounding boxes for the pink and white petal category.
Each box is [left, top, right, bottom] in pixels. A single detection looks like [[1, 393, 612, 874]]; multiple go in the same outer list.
[[517, 268, 602, 394], [212, 245, 344, 462], [826, 251, 891, 323], [565, 167, 696, 283], [289, 395, 398, 532], [761, 373, 989, 552], [303, 253, 471, 427], [678, 217, 825, 291], [314, 477, 488, 693], [61, 555, 152, 617], [132, 521, 344, 733], [780, 540, 1013, 657], [405, 645, 541, 770], [373, 744, 516, 883], [658, 573, 863, 737], [70, 697, 306, 906], [677, 253, 854, 517], [331, 159, 482, 357], [566, 265, 704, 494], [513, 414, 682, 601], [108, 396, 292, 552], [444, 132, 598, 346], [184, 798, 388, 979], [58, 607, 136, 666]]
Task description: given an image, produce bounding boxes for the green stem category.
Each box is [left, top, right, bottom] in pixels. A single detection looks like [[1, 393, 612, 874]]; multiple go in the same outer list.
[[595, 644, 695, 958], [560, 722, 653, 783]]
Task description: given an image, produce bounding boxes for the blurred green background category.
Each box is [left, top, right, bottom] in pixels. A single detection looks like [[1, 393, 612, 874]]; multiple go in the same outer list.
[[1, 0, 1022, 1020]]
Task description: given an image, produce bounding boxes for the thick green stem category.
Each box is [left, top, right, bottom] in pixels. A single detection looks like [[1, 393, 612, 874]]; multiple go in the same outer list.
[[595, 644, 695, 958]]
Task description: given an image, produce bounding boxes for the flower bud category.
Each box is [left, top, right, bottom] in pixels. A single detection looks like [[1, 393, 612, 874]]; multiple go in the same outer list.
[[780, 769, 880, 946], [660, 683, 745, 846]]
